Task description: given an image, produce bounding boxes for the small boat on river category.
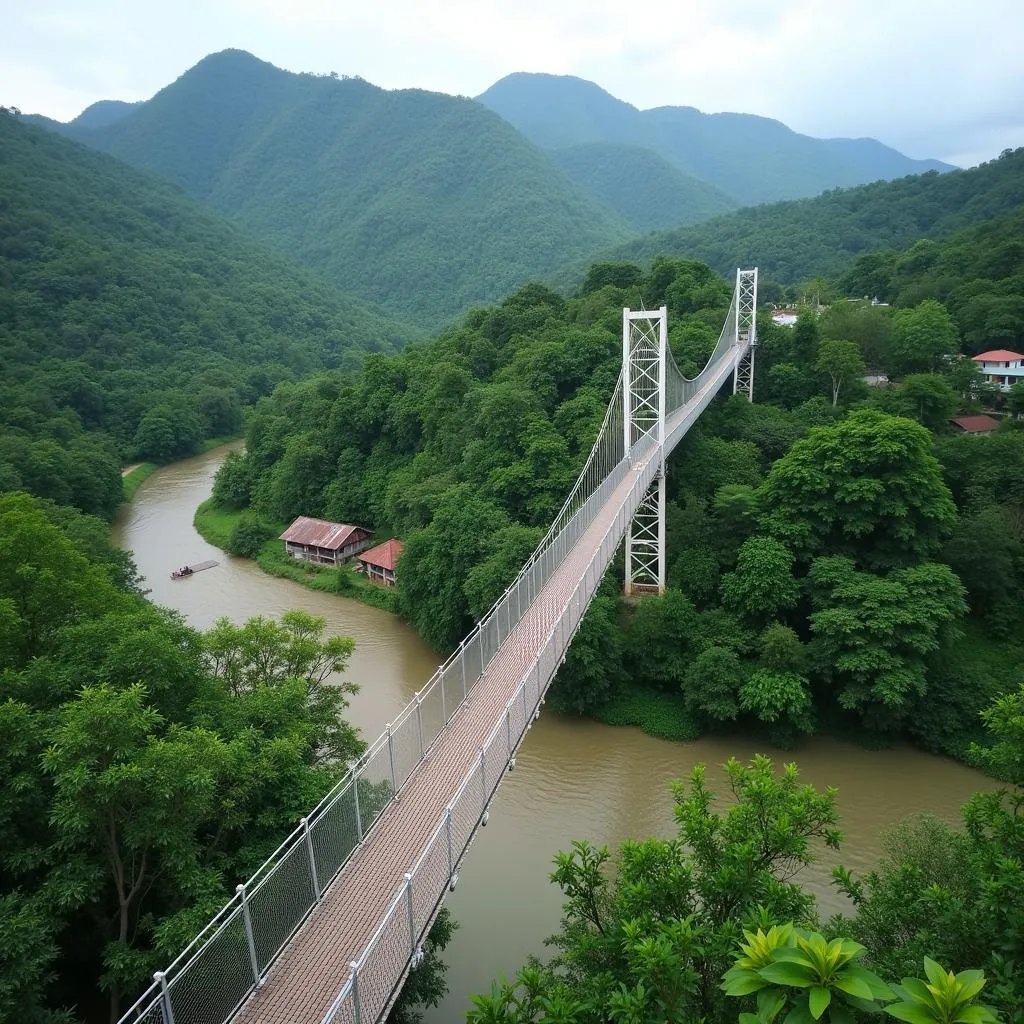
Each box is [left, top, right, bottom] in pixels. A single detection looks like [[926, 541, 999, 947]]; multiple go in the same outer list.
[[171, 559, 219, 580]]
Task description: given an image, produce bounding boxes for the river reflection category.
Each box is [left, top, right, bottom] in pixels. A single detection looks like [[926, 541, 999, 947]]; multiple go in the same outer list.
[[111, 448, 994, 1024]]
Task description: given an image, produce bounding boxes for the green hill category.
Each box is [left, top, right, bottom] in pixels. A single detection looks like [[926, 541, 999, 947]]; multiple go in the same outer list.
[[843, 206, 1024, 352], [477, 73, 953, 206], [63, 50, 631, 328], [0, 111, 409, 517], [601, 147, 1024, 287], [548, 141, 736, 231]]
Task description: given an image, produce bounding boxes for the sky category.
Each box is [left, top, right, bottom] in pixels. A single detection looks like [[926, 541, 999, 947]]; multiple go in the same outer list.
[[4, 0, 1023, 168]]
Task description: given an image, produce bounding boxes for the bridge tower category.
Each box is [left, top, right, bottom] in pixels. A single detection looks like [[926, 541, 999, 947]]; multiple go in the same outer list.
[[732, 267, 759, 401], [623, 307, 667, 595]]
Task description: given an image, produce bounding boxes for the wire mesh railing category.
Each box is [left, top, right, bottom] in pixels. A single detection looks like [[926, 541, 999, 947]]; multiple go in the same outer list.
[[117, 292, 750, 1024]]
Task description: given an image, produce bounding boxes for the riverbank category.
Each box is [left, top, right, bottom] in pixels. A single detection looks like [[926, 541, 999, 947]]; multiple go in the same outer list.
[[121, 436, 242, 504], [193, 497, 401, 615]]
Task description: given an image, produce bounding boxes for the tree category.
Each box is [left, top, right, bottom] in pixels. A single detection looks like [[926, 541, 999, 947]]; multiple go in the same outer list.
[[720, 537, 799, 623], [807, 556, 967, 730], [761, 410, 957, 569], [623, 590, 700, 692], [683, 646, 744, 726], [549, 595, 624, 715], [468, 757, 842, 1024], [816, 339, 866, 405], [43, 684, 227, 1020], [897, 375, 959, 431], [739, 671, 814, 748], [888, 300, 960, 375]]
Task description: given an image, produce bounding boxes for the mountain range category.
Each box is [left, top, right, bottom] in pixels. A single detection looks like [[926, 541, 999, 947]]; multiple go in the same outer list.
[[26, 50, 959, 327], [476, 72, 953, 206]]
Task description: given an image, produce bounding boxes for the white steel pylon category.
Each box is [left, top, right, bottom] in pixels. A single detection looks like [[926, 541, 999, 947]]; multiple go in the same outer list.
[[623, 306, 667, 595], [732, 267, 759, 402]]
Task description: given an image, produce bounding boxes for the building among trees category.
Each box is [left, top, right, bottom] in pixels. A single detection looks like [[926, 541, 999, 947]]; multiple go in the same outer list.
[[357, 538, 403, 586], [972, 349, 1024, 389], [279, 516, 373, 566]]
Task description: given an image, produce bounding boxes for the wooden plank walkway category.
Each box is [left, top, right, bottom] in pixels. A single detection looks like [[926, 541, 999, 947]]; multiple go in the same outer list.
[[233, 360, 733, 1024]]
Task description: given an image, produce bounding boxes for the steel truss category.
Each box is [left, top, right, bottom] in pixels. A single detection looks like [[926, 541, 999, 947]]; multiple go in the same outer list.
[[732, 267, 759, 401], [623, 307, 667, 594]]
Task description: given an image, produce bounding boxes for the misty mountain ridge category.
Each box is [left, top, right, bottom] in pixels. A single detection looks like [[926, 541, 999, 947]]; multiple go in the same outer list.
[[28, 50, 960, 328], [477, 72, 954, 206]]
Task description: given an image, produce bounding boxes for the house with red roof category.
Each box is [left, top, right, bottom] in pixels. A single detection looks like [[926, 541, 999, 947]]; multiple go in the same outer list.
[[357, 538, 403, 587], [949, 415, 1001, 435], [972, 350, 1024, 390], [279, 516, 373, 566]]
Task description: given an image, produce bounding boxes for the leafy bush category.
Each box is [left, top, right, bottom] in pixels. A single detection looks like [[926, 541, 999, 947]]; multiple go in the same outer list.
[[227, 514, 276, 558]]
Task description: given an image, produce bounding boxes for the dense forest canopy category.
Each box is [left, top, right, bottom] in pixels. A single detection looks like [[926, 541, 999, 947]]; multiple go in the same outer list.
[[595, 146, 1024, 288], [0, 112, 408, 517], [51, 50, 632, 328], [0, 492, 366, 1022]]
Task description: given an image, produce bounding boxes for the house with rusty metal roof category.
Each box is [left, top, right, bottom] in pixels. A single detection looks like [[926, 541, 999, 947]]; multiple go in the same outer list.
[[357, 538, 403, 587], [279, 516, 373, 566], [949, 414, 1002, 435]]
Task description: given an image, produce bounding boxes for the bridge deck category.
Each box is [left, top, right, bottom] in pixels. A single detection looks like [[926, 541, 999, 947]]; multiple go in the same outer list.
[[235, 442, 660, 1024], [231, 359, 738, 1024]]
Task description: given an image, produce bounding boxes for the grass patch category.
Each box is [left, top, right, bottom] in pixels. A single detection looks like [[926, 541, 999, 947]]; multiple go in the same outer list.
[[193, 499, 401, 615], [591, 683, 701, 742], [121, 462, 158, 502], [199, 434, 242, 454]]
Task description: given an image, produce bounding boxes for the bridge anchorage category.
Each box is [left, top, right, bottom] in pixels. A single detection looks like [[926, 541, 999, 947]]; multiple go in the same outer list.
[[116, 268, 757, 1024]]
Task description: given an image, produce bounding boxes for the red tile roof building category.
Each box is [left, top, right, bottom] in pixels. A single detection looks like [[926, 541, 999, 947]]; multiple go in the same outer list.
[[949, 415, 1001, 434], [357, 538, 403, 586], [972, 350, 1024, 390], [279, 517, 373, 566]]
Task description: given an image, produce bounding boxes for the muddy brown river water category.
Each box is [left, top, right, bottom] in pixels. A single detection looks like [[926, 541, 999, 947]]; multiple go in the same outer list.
[[112, 445, 994, 1022]]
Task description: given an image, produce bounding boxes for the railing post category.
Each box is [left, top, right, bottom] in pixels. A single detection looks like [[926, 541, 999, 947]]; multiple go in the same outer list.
[[155, 970, 174, 1024], [506, 708, 512, 762], [351, 960, 362, 1024], [387, 723, 397, 795], [415, 693, 424, 757], [446, 804, 455, 879], [522, 680, 529, 723], [236, 883, 261, 987], [478, 746, 487, 812], [405, 872, 416, 956], [440, 668, 447, 724], [461, 644, 468, 700], [353, 777, 363, 842], [302, 817, 321, 902]]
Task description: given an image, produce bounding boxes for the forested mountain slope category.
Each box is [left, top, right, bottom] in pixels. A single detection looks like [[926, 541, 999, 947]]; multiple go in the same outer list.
[[601, 146, 1024, 286], [61, 50, 631, 328], [548, 141, 736, 230], [0, 112, 407, 517], [477, 72, 952, 206]]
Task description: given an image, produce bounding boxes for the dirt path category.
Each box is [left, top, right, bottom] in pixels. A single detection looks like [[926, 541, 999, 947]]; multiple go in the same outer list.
[[121, 463, 142, 477]]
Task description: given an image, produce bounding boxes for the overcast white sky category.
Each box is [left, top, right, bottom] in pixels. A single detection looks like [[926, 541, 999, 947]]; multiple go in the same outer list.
[[4, 0, 1023, 167]]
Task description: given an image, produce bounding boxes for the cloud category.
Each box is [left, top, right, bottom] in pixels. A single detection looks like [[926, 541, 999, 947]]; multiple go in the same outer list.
[[3, 0, 1022, 164]]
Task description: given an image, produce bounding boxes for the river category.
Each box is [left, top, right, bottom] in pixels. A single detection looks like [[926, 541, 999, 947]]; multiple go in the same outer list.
[[112, 446, 994, 1022]]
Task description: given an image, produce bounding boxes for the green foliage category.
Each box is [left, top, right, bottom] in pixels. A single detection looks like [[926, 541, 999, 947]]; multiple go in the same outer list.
[[611, 147, 1024, 285], [816, 340, 866, 406], [549, 594, 625, 715], [808, 556, 967, 730], [888, 301, 961, 375], [72, 50, 629, 328], [761, 410, 958, 570], [549, 141, 736, 232], [722, 926, 895, 1024], [0, 493, 365, 1018], [720, 537, 799, 623], [0, 114, 402, 518], [469, 756, 842, 1024]]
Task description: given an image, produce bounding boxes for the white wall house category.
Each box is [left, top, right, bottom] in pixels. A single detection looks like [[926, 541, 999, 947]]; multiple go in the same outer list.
[[972, 350, 1024, 390]]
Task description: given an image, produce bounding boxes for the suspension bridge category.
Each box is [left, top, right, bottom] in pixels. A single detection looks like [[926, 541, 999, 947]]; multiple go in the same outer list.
[[120, 269, 759, 1024]]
